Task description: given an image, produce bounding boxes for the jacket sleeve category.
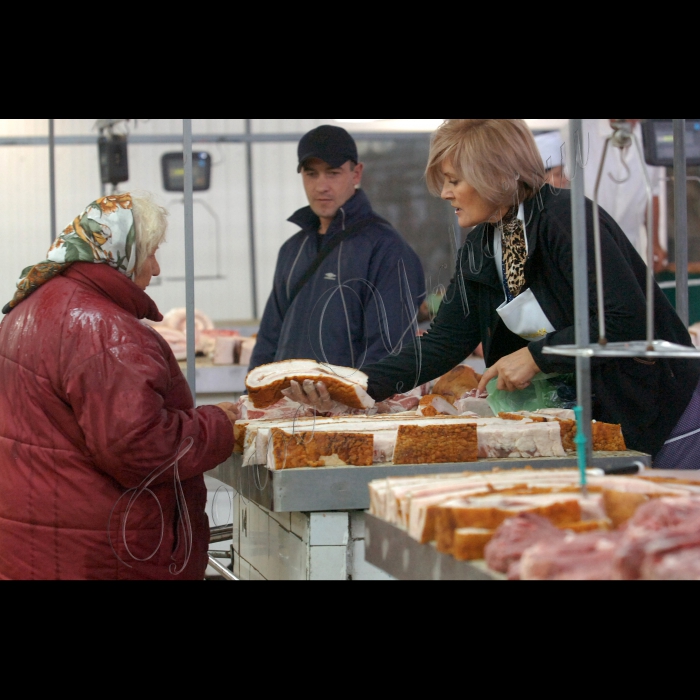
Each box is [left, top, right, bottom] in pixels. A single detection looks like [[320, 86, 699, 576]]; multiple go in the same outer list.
[[529, 205, 649, 374], [365, 247, 482, 401], [64, 343, 234, 489], [360, 240, 426, 367], [248, 247, 291, 372]]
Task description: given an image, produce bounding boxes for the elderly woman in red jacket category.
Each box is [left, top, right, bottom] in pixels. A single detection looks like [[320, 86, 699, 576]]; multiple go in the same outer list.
[[0, 193, 237, 580]]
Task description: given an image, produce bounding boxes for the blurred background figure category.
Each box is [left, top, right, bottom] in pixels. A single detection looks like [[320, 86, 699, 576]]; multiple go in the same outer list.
[[583, 119, 668, 272], [535, 131, 570, 189]]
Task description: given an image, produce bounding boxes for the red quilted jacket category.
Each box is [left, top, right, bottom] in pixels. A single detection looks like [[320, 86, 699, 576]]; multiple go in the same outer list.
[[0, 263, 234, 580]]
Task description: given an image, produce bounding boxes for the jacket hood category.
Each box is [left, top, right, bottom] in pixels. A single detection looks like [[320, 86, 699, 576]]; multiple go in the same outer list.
[[287, 190, 374, 240]]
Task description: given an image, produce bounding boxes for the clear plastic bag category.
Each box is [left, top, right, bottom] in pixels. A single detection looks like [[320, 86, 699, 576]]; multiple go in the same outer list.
[[486, 373, 576, 415]]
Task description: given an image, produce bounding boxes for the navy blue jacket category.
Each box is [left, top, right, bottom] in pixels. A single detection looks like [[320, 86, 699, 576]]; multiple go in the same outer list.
[[249, 190, 425, 372]]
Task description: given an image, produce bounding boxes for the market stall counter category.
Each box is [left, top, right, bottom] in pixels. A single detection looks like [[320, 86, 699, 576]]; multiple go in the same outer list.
[[211, 449, 650, 581], [362, 469, 700, 581]]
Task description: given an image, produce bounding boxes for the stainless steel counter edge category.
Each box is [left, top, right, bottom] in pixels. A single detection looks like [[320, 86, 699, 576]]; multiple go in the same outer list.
[[364, 514, 501, 581], [209, 451, 651, 514]]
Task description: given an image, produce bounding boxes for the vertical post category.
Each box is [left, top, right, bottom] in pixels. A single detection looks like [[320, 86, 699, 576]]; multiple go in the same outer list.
[[674, 119, 689, 326], [48, 119, 57, 243], [183, 119, 197, 399], [245, 119, 259, 320], [569, 119, 593, 463]]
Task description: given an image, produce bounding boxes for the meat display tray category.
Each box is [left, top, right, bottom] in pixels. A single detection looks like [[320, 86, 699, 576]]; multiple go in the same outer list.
[[211, 451, 651, 514], [364, 514, 501, 581]]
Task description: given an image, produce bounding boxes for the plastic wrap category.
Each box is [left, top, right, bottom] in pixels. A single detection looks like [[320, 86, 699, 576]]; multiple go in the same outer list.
[[486, 373, 576, 415]]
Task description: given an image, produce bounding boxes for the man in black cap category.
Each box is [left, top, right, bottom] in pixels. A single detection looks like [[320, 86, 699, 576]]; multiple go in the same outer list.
[[249, 125, 425, 372]]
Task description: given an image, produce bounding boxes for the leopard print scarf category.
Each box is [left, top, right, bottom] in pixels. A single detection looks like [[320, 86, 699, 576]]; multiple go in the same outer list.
[[500, 207, 527, 302]]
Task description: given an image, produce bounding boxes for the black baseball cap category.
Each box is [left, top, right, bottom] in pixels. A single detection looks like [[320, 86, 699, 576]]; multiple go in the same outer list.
[[297, 125, 359, 173]]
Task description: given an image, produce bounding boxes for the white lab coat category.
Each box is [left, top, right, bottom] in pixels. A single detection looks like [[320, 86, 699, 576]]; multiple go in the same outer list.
[[582, 119, 664, 263]]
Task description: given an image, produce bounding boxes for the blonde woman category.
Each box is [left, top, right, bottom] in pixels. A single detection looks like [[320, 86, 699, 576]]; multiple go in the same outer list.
[[286, 119, 700, 462], [0, 193, 238, 580]]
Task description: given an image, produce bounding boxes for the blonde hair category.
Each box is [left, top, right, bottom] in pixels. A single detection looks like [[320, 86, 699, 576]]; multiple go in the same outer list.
[[426, 119, 546, 207], [130, 192, 168, 275]]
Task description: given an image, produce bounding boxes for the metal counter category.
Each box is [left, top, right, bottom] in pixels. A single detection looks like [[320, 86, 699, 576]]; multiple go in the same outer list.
[[364, 514, 501, 581], [211, 451, 651, 514]]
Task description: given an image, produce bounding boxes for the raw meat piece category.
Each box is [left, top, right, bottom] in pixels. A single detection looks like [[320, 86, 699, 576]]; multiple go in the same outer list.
[[613, 498, 700, 580], [453, 529, 495, 562], [642, 544, 700, 581], [558, 420, 627, 453], [485, 514, 566, 574], [499, 412, 548, 423], [478, 421, 566, 459], [435, 494, 583, 554], [595, 479, 694, 529], [247, 360, 374, 410], [162, 307, 215, 333], [269, 428, 374, 470], [417, 395, 459, 417], [454, 397, 494, 417], [432, 365, 482, 404], [213, 335, 237, 365], [627, 497, 700, 531], [519, 532, 623, 581], [237, 337, 257, 367], [375, 388, 423, 414], [373, 432, 397, 464], [199, 329, 238, 358], [242, 415, 493, 467], [535, 409, 576, 421], [393, 424, 478, 465]]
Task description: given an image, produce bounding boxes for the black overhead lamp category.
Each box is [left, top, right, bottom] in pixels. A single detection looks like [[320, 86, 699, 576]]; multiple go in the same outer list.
[[95, 119, 132, 191]]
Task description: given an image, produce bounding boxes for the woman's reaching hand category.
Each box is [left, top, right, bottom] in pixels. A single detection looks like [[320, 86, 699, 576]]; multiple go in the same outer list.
[[477, 348, 541, 393], [216, 402, 242, 431]]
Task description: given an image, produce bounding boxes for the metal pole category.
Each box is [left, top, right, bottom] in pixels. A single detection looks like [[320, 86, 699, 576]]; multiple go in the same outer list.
[[183, 119, 197, 399], [674, 119, 689, 326], [569, 119, 593, 463], [207, 556, 238, 581], [245, 119, 259, 320], [48, 119, 57, 243]]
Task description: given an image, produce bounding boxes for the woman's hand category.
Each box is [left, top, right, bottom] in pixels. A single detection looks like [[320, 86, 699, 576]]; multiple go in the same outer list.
[[216, 402, 242, 431], [477, 348, 541, 393], [282, 380, 346, 413]]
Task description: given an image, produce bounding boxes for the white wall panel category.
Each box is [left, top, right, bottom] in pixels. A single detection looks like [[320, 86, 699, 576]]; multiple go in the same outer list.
[[0, 119, 251, 322]]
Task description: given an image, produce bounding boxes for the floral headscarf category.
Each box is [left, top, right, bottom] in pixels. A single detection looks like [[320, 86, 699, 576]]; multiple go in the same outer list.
[[3, 194, 137, 314]]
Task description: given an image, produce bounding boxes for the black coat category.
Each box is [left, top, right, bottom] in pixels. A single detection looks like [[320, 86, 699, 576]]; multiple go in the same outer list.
[[249, 190, 425, 372], [366, 187, 700, 457]]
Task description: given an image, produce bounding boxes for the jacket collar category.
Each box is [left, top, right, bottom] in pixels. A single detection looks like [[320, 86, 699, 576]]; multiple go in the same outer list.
[[462, 191, 545, 291], [63, 263, 163, 322], [288, 190, 374, 241]]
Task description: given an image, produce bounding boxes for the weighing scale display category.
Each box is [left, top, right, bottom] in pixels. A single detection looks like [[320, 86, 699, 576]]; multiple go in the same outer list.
[[642, 120, 700, 167], [162, 152, 212, 192]]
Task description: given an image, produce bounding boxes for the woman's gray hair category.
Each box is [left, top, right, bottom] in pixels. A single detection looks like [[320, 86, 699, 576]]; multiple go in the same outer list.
[[130, 193, 169, 275]]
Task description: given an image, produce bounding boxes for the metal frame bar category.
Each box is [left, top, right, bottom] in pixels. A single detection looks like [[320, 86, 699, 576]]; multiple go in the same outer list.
[[674, 119, 690, 325], [48, 119, 57, 244], [183, 119, 197, 398], [245, 119, 259, 319], [0, 132, 432, 147], [569, 119, 593, 463]]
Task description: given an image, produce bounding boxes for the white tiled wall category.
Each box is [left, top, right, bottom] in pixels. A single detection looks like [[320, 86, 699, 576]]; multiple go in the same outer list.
[[233, 493, 394, 582]]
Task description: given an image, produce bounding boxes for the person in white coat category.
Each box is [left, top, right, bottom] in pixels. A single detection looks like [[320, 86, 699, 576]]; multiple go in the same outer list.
[[583, 119, 667, 272], [535, 131, 570, 189]]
